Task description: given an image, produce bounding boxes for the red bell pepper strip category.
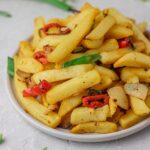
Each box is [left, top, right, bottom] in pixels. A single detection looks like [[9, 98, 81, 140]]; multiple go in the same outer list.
[[118, 38, 130, 48], [41, 23, 71, 35], [23, 80, 52, 97], [33, 51, 49, 65], [82, 94, 109, 109]]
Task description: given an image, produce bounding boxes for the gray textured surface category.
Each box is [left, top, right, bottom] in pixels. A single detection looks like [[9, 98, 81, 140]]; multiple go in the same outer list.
[[0, 0, 150, 149]]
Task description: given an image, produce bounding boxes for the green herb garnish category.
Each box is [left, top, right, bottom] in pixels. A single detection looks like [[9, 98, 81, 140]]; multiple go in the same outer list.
[[63, 53, 101, 68], [7, 57, 14, 77], [41, 0, 78, 12], [0, 134, 4, 144], [42, 147, 48, 150], [0, 10, 12, 18]]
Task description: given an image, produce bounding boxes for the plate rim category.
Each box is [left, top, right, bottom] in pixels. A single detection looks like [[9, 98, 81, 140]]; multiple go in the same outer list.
[[4, 61, 150, 142]]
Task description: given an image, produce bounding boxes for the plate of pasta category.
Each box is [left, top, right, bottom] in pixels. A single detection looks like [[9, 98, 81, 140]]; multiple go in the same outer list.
[[6, 3, 150, 142]]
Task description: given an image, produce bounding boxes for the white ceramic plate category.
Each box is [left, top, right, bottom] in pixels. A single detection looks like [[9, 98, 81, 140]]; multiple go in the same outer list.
[[4, 0, 150, 142]]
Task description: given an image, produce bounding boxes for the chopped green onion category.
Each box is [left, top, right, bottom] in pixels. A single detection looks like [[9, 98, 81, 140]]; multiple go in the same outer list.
[[63, 53, 101, 68], [0, 10, 12, 18], [7, 57, 14, 77], [41, 0, 72, 11], [42, 147, 48, 150], [0, 134, 4, 144]]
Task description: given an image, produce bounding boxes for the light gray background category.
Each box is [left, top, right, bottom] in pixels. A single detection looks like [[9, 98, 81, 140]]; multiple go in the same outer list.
[[0, 0, 150, 150]]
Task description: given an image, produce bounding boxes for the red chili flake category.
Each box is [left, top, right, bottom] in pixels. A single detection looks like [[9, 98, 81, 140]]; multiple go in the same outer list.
[[41, 23, 71, 35], [33, 51, 49, 65], [23, 80, 52, 97], [118, 38, 130, 48], [82, 94, 109, 109]]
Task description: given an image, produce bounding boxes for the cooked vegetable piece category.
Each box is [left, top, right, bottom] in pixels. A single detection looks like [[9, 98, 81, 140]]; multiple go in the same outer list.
[[46, 70, 101, 104], [32, 64, 93, 84], [41, 23, 71, 35], [58, 94, 83, 117], [133, 40, 146, 52], [19, 41, 33, 57], [93, 76, 112, 90], [36, 35, 66, 48], [121, 67, 150, 83], [97, 39, 119, 52], [23, 80, 52, 97], [33, 51, 49, 65], [7, 57, 14, 77], [67, 7, 96, 30], [108, 86, 129, 110], [71, 105, 109, 125], [132, 24, 150, 54], [63, 54, 101, 68], [17, 57, 43, 73], [81, 39, 103, 49], [118, 38, 130, 48], [124, 83, 148, 100], [114, 52, 150, 68], [119, 109, 145, 129], [86, 15, 115, 40], [71, 121, 117, 134], [127, 76, 139, 84], [103, 8, 132, 27], [109, 97, 117, 117], [106, 25, 133, 39], [130, 96, 150, 116], [32, 16, 45, 49], [82, 94, 109, 109], [100, 48, 131, 64], [95, 65, 118, 81]]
